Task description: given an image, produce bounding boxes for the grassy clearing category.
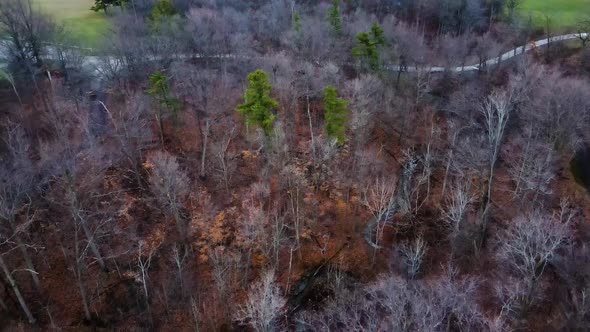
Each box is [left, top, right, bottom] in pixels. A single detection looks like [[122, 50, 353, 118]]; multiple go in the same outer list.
[[518, 0, 590, 30], [32, 0, 109, 48]]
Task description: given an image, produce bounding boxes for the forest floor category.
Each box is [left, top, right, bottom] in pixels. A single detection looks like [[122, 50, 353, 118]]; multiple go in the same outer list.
[[519, 0, 590, 29], [32, 0, 108, 47]]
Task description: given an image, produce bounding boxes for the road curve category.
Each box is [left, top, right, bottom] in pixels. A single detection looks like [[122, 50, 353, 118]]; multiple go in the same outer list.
[[390, 33, 588, 73], [0, 33, 588, 74]]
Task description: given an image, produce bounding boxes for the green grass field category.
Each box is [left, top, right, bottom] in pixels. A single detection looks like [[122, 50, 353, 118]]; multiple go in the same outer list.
[[33, 0, 108, 47], [519, 0, 590, 29]]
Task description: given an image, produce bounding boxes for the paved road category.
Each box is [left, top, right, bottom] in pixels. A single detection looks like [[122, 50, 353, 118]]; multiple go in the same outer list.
[[391, 33, 589, 73], [0, 33, 588, 74]]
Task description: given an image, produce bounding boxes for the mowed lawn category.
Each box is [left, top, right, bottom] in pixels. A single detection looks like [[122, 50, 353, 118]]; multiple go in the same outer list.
[[519, 0, 590, 29], [33, 0, 109, 47]]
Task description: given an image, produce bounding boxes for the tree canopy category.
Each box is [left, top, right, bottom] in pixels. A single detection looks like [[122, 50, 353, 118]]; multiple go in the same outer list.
[[327, 0, 342, 37], [323, 85, 348, 144], [237, 70, 278, 136], [352, 23, 386, 71], [148, 0, 178, 30], [91, 0, 127, 13], [149, 71, 181, 123]]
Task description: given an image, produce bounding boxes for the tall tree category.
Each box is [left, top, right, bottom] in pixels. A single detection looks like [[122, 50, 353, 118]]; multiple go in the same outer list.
[[327, 0, 342, 37], [148, 0, 178, 31], [352, 23, 386, 71], [148, 151, 190, 238], [148, 71, 181, 145], [235, 270, 285, 332], [292, 11, 303, 47], [0, 0, 56, 113], [237, 70, 278, 136], [323, 85, 348, 144]]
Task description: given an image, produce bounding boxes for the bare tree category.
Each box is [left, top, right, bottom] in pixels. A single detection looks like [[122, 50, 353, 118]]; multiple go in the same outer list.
[[61, 210, 93, 323], [411, 123, 438, 214], [281, 165, 308, 258], [346, 74, 382, 185], [40, 109, 113, 273], [0, 204, 36, 324], [148, 151, 190, 238], [480, 89, 511, 210], [441, 181, 473, 235], [241, 202, 268, 282], [61, 159, 110, 272], [552, 243, 590, 329], [496, 201, 575, 313], [170, 243, 189, 294], [297, 286, 379, 331], [112, 93, 154, 190], [362, 176, 396, 249], [210, 246, 239, 303], [211, 126, 236, 192], [399, 236, 428, 280], [171, 67, 236, 180], [137, 240, 157, 323], [0, 123, 39, 289], [440, 180, 478, 258], [366, 267, 487, 331], [235, 270, 285, 332], [0, 0, 56, 112], [520, 73, 590, 151], [0, 0, 54, 67], [505, 134, 556, 203], [473, 33, 503, 71]]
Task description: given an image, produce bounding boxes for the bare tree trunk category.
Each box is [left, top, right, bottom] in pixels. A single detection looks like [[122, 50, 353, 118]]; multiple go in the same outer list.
[[156, 107, 165, 147], [5, 215, 40, 290], [190, 296, 201, 332], [441, 149, 453, 198], [289, 185, 302, 260], [306, 94, 315, 160], [513, 137, 532, 196], [14, 236, 39, 290], [75, 261, 92, 322], [79, 217, 107, 271], [2, 73, 23, 108], [286, 247, 294, 293], [69, 186, 107, 271], [200, 120, 210, 179], [172, 244, 187, 294], [0, 255, 36, 324], [138, 243, 155, 326], [0, 294, 7, 310]]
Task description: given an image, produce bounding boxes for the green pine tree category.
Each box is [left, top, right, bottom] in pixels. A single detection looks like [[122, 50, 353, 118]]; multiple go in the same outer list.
[[149, 71, 181, 121], [370, 23, 385, 46], [148, 0, 178, 31], [293, 12, 302, 34], [352, 23, 386, 71], [327, 0, 342, 37], [237, 70, 279, 136], [292, 11, 303, 46], [91, 0, 128, 14], [149, 71, 181, 145], [323, 85, 348, 144]]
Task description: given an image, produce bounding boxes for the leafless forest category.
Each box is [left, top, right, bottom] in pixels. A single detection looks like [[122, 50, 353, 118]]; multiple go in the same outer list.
[[1, 0, 590, 330]]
